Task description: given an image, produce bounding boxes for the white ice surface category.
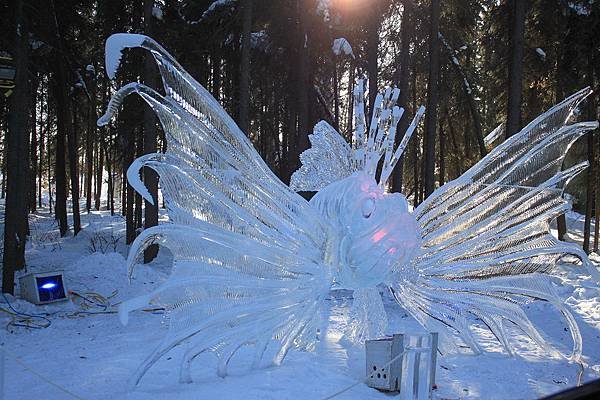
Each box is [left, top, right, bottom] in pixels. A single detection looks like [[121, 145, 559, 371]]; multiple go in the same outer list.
[[104, 33, 147, 79], [1, 205, 599, 399]]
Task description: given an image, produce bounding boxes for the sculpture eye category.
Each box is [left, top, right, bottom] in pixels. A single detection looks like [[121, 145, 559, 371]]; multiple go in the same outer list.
[[362, 198, 376, 218]]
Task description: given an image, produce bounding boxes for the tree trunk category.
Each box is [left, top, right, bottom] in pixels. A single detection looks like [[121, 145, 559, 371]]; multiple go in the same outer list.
[[143, 0, 159, 262], [29, 78, 38, 212], [238, 0, 253, 134], [80, 153, 84, 198], [296, 0, 310, 157], [594, 127, 599, 253], [439, 34, 486, 158], [391, 1, 413, 193], [332, 51, 340, 130], [412, 70, 419, 207], [68, 99, 81, 235], [423, 0, 441, 198], [53, 54, 69, 236], [583, 130, 595, 254], [1, 129, 6, 199], [366, 5, 379, 118], [121, 166, 127, 216], [345, 65, 355, 139], [505, 0, 526, 138], [286, 73, 298, 179], [38, 86, 44, 209], [3, 0, 31, 294], [107, 145, 115, 215], [85, 67, 96, 212], [47, 100, 53, 214], [95, 139, 103, 210], [135, 129, 143, 232], [439, 122, 445, 186], [125, 139, 135, 244], [583, 54, 595, 253], [445, 108, 465, 174], [212, 54, 221, 102]]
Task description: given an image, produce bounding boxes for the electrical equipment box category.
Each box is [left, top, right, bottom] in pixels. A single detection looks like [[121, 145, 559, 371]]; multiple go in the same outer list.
[[19, 271, 68, 305], [366, 332, 438, 399]]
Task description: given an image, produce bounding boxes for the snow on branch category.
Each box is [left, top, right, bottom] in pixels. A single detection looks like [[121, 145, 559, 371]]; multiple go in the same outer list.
[[176, 0, 237, 25], [203, 0, 236, 19], [439, 33, 473, 95], [535, 47, 546, 61], [483, 122, 505, 148], [438, 32, 487, 157], [332, 38, 354, 58]]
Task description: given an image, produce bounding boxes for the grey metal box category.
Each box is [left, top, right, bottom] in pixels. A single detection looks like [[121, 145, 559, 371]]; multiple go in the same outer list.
[[366, 332, 438, 399]]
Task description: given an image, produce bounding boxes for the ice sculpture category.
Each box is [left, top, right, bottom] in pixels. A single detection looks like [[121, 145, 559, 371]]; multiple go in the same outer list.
[[98, 33, 599, 385]]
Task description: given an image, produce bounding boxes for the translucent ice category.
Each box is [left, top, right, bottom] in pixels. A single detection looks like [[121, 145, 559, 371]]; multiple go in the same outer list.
[[99, 34, 598, 385]]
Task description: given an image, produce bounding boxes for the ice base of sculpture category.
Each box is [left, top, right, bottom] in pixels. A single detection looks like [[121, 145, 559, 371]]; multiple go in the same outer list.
[[344, 287, 388, 344]]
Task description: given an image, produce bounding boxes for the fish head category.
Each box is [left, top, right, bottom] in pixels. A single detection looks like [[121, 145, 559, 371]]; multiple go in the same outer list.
[[310, 172, 421, 288]]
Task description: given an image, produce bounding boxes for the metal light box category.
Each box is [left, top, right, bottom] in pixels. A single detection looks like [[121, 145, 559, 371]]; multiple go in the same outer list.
[[19, 271, 68, 305], [366, 332, 438, 399]]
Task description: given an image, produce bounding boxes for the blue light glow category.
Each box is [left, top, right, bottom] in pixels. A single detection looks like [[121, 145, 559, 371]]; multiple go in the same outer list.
[[40, 282, 57, 290]]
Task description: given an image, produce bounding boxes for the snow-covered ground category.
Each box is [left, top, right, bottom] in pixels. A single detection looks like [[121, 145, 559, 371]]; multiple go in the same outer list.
[[1, 206, 599, 399]]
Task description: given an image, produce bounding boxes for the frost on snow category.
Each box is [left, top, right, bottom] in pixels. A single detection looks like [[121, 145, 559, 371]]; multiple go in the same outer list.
[[99, 34, 599, 386], [332, 38, 354, 58]]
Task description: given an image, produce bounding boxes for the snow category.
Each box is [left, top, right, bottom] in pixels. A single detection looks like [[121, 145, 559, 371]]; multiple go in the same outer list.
[[332, 38, 354, 58], [104, 33, 148, 79], [536, 47, 547, 60], [1, 204, 599, 399]]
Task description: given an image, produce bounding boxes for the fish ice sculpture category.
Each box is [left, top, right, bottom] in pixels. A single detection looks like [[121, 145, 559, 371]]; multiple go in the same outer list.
[[98, 34, 599, 385]]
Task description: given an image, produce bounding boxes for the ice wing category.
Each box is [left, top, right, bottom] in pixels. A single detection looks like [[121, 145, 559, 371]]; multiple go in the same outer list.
[[98, 34, 332, 384], [391, 88, 598, 361]]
